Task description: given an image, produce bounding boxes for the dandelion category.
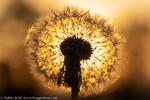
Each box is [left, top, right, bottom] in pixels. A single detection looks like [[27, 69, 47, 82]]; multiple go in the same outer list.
[[25, 7, 123, 97]]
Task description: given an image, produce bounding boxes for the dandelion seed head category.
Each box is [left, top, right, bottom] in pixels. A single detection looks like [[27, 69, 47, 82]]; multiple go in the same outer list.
[[25, 7, 123, 96]]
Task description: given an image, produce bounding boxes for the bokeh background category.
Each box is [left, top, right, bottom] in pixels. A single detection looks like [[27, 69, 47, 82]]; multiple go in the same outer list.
[[0, 0, 150, 100]]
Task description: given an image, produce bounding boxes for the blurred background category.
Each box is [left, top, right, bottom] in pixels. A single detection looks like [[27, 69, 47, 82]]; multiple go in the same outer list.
[[0, 0, 150, 100]]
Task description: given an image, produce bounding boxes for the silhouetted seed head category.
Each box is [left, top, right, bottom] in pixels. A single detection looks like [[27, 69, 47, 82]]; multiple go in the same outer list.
[[25, 7, 123, 96]]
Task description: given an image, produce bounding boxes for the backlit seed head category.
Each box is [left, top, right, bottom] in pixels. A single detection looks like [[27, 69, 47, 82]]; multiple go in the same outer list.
[[25, 7, 123, 96]]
